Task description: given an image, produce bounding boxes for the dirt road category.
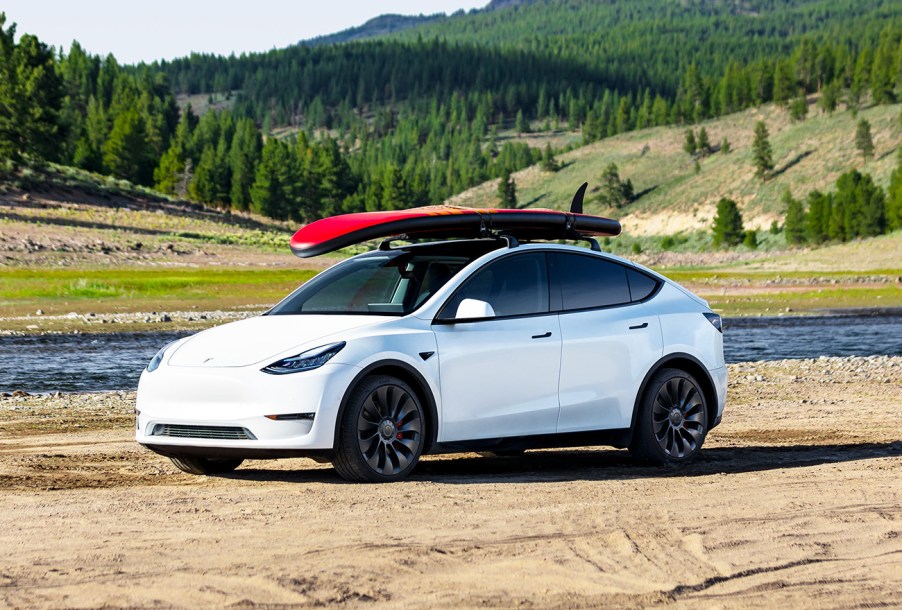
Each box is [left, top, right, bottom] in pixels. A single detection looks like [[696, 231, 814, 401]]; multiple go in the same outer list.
[[1, 357, 900, 608]]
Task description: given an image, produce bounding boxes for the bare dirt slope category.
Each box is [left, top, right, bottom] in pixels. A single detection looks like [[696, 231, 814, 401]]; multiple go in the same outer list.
[[1, 357, 900, 608]]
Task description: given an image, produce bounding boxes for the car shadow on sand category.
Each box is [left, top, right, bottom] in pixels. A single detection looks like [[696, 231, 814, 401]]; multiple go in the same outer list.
[[225, 441, 901, 484]]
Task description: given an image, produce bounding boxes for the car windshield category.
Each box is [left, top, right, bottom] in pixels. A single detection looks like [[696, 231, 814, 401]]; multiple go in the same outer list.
[[268, 248, 482, 316]]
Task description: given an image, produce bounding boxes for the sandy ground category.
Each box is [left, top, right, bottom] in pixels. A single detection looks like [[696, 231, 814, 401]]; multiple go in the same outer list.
[[1, 356, 900, 609]]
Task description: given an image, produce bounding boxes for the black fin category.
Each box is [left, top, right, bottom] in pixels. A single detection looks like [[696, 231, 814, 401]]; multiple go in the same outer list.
[[570, 182, 588, 214]]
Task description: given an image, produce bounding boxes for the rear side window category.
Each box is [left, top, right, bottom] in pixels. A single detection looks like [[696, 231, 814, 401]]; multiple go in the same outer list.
[[438, 252, 549, 319], [626, 268, 660, 302], [553, 253, 660, 311], [554, 253, 631, 310]]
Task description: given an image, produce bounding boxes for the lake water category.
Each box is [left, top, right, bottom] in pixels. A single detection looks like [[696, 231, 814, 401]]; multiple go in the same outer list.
[[2, 312, 901, 394]]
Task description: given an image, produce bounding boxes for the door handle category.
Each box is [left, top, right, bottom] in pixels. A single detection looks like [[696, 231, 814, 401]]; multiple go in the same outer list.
[[531, 331, 552, 339], [629, 322, 648, 330]]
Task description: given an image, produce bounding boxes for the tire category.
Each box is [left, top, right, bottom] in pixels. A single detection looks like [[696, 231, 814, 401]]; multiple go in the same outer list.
[[630, 368, 708, 465], [333, 375, 426, 482], [170, 456, 244, 475]]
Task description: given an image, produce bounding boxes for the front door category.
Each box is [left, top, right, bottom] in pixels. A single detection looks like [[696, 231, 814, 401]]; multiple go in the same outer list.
[[432, 252, 562, 441]]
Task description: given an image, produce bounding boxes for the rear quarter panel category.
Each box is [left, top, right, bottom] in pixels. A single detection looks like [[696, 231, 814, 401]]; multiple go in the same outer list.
[[646, 283, 725, 370]]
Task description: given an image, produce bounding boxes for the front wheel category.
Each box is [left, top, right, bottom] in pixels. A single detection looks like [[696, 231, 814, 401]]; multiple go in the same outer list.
[[170, 456, 244, 475], [333, 375, 426, 482], [630, 368, 708, 465]]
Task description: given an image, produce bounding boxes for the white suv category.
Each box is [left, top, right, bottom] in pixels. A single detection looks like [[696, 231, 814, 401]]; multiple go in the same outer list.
[[136, 237, 726, 482]]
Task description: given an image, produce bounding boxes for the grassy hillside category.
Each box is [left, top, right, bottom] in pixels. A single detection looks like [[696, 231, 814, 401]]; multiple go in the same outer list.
[[0, 163, 304, 269], [449, 101, 902, 236]]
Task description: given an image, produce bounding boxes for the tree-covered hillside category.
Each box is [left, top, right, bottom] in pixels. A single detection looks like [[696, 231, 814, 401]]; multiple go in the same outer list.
[[2, 1, 902, 229], [301, 14, 445, 47], [162, 0, 899, 123]]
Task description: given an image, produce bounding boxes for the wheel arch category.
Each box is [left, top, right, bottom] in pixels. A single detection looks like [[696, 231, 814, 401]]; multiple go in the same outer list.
[[334, 359, 440, 453], [629, 352, 719, 439]]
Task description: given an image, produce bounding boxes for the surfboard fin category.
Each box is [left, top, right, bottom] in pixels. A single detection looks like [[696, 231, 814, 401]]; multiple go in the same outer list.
[[570, 182, 588, 214]]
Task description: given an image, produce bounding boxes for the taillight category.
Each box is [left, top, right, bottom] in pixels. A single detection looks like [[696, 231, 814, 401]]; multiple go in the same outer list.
[[703, 312, 723, 333]]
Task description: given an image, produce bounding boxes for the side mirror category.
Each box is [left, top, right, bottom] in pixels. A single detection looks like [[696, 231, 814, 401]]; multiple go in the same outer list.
[[455, 298, 495, 320]]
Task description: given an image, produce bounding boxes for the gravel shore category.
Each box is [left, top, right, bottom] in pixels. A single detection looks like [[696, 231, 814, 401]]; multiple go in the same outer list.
[[1, 356, 900, 608]]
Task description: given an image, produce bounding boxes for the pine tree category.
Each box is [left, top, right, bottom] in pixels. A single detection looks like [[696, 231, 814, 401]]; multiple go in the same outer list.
[[598, 162, 632, 208], [72, 96, 106, 171], [696, 127, 711, 154], [870, 27, 896, 104], [817, 82, 838, 114], [189, 135, 231, 205], [806, 190, 831, 244], [309, 137, 355, 219], [887, 151, 902, 231], [829, 170, 886, 241], [497, 169, 517, 208], [0, 17, 64, 163], [712, 197, 744, 247], [103, 106, 153, 184], [615, 97, 631, 133], [783, 189, 807, 245], [229, 118, 261, 211], [789, 92, 808, 121], [540, 143, 560, 172], [720, 137, 731, 154], [752, 121, 774, 180], [773, 60, 796, 105], [743, 230, 758, 249], [154, 144, 186, 195], [855, 118, 874, 160], [849, 47, 872, 109], [515, 109, 528, 135], [682, 129, 697, 155], [250, 138, 294, 219], [381, 164, 408, 211], [0, 16, 18, 161]]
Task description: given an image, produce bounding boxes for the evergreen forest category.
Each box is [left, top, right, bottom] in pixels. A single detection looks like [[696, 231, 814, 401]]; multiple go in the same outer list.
[[2, 0, 902, 234]]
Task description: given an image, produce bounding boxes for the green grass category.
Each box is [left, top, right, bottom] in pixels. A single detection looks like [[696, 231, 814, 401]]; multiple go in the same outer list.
[[0, 268, 318, 315], [664, 269, 902, 283], [709, 286, 902, 317]]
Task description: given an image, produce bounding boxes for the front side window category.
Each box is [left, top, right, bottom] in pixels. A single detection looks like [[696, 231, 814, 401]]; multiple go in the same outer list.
[[269, 252, 471, 316], [438, 252, 550, 320]]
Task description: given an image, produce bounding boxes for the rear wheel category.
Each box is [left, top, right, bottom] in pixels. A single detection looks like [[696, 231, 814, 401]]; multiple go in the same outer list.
[[333, 375, 425, 482], [170, 456, 244, 475], [630, 368, 708, 465]]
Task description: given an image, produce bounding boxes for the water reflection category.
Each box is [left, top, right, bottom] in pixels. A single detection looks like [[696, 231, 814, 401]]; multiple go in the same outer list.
[[2, 313, 901, 393]]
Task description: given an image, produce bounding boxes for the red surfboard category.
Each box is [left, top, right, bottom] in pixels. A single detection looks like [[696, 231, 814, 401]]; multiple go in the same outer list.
[[289, 184, 621, 258]]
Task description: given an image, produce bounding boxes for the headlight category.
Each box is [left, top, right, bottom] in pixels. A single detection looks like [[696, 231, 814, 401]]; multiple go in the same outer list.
[[146, 340, 178, 372], [261, 342, 346, 375]]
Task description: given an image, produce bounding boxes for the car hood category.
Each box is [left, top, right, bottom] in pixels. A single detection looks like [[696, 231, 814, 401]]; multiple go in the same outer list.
[[167, 314, 379, 367]]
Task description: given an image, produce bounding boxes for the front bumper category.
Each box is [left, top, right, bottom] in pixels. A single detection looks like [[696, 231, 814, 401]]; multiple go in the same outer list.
[[135, 361, 361, 456]]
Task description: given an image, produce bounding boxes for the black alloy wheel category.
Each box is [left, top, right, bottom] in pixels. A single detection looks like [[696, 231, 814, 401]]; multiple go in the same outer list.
[[630, 368, 708, 464], [334, 375, 425, 482]]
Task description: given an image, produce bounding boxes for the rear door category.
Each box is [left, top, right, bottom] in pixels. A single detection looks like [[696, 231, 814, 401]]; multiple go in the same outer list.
[[433, 252, 562, 442], [552, 252, 663, 432]]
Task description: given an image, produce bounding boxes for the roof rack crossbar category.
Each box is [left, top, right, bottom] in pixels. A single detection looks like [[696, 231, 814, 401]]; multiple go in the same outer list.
[[378, 235, 409, 250], [496, 233, 519, 249], [564, 231, 601, 252]]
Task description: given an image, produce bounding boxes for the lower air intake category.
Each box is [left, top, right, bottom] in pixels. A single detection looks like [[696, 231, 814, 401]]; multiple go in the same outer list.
[[151, 424, 255, 440]]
